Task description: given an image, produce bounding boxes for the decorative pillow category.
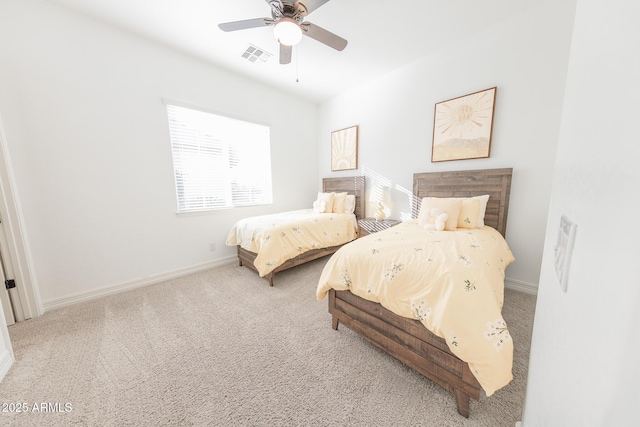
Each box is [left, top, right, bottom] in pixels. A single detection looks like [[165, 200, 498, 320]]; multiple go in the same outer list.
[[316, 192, 335, 213], [457, 199, 481, 229], [466, 195, 490, 228], [418, 197, 462, 231], [420, 208, 449, 231], [332, 192, 348, 213], [313, 200, 327, 214], [343, 194, 356, 214]]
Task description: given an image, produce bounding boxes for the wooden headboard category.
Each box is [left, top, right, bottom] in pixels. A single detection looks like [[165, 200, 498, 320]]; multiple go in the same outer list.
[[412, 168, 513, 237], [322, 176, 365, 220]]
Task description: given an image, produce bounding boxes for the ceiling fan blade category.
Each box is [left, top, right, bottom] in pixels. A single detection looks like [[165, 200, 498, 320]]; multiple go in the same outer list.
[[303, 22, 347, 51], [301, 0, 331, 15], [218, 18, 273, 32], [279, 44, 292, 64]]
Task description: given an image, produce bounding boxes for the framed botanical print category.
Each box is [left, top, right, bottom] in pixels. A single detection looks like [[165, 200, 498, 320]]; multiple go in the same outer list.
[[431, 87, 497, 162], [331, 125, 358, 171]]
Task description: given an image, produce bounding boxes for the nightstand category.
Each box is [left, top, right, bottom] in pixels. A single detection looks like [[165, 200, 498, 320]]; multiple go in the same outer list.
[[358, 218, 402, 237]]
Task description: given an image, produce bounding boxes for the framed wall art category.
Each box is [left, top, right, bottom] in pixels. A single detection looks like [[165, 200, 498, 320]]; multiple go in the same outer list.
[[431, 87, 497, 162], [331, 125, 358, 171]]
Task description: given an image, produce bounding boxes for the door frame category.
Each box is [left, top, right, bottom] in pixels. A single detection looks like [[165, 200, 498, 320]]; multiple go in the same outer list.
[[0, 114, 42, 321]]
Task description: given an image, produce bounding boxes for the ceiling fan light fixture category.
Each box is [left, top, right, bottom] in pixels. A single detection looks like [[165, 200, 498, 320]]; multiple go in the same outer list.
[[273, 18, 302, 46]]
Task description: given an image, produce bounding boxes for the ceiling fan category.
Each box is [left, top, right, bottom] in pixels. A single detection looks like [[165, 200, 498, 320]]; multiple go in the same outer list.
[[218, 0, 348, 65]]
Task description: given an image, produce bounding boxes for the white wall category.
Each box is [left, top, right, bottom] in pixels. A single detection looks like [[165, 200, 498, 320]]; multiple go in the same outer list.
[[0, 0, 319, 307], [318, 0, 577, 289], [523, 0, 640, 425]]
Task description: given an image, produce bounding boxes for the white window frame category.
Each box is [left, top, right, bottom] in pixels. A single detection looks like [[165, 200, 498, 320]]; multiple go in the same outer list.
[[165, 102, 273, 212]]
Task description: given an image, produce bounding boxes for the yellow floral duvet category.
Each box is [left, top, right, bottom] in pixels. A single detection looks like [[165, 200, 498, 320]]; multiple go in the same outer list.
[[226, 209, 357, 277], [316, 220, 515, 396]]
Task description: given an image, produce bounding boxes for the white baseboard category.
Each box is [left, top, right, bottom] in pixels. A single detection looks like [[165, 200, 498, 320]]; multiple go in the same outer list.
[[42, 256, 237, 312], [41, 260, 538, 311], [0, 349, 14, 382], [515, 422, 522, 427], [505, 278, 538, 295]]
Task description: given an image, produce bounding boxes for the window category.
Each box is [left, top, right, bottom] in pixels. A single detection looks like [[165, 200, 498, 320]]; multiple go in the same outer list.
[[166, 103, 273, 212]]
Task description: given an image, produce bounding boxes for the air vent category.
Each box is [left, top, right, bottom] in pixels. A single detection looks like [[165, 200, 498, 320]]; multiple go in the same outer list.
[[241, 44, 273, 63]]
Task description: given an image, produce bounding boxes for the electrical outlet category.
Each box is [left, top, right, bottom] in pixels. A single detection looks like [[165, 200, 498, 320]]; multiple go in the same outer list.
[[209, 243, 216, 252], [554, 215, 577, 292]]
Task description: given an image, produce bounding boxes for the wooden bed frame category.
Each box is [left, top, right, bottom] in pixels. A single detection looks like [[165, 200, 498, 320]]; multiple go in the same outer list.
[[328, 168, 513, 418], [236, 176, 365, 286]]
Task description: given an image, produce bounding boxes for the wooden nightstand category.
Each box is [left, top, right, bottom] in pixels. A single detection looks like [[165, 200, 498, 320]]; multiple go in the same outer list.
[[358, 218, 402, 237]]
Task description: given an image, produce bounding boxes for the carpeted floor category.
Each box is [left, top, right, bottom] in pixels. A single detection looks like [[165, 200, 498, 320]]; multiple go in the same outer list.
[[0, 258, 536, 426]]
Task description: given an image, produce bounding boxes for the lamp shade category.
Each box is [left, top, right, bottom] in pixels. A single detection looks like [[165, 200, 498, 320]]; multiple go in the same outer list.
[[273, 18, 302, 46]]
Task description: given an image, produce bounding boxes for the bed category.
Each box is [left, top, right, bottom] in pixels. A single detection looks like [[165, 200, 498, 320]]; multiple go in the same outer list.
[[226, 176, 365, 286], [317, 168, 513, 418]]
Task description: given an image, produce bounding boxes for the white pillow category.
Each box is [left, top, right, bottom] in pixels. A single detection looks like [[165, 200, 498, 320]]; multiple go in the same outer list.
[[343, 195, 356, 214], [313, 200, 327, 213], [420, 208, 448, 231], [466, 195, 490, 228], [332, 192, 348, 213], [418, 197, 462, 231], [315, 192, 335, 213]]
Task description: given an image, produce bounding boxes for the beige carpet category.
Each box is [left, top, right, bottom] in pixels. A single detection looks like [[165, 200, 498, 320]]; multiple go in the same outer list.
[[0, 258, 536, 426]]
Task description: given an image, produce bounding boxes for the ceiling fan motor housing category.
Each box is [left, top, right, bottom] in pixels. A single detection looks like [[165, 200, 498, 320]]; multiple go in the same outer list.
[[270, 0, 308, 23]]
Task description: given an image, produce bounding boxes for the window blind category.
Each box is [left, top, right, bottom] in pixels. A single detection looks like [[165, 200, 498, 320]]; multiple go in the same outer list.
[[166, 104, 273, 212]]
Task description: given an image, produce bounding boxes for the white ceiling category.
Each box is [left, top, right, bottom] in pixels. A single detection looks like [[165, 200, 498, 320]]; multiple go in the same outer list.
[[46, 0, 543, 104]]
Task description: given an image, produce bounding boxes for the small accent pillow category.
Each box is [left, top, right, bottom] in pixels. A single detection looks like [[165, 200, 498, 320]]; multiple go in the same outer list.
[[316, 192, 335, 213], [332, 192, 348, 213], [313, 200, 327, 214], [418, 197, 462, 231], [457, 199, 481, 229], [343, 194, 356, 214], [420, 208, 449, 231]]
